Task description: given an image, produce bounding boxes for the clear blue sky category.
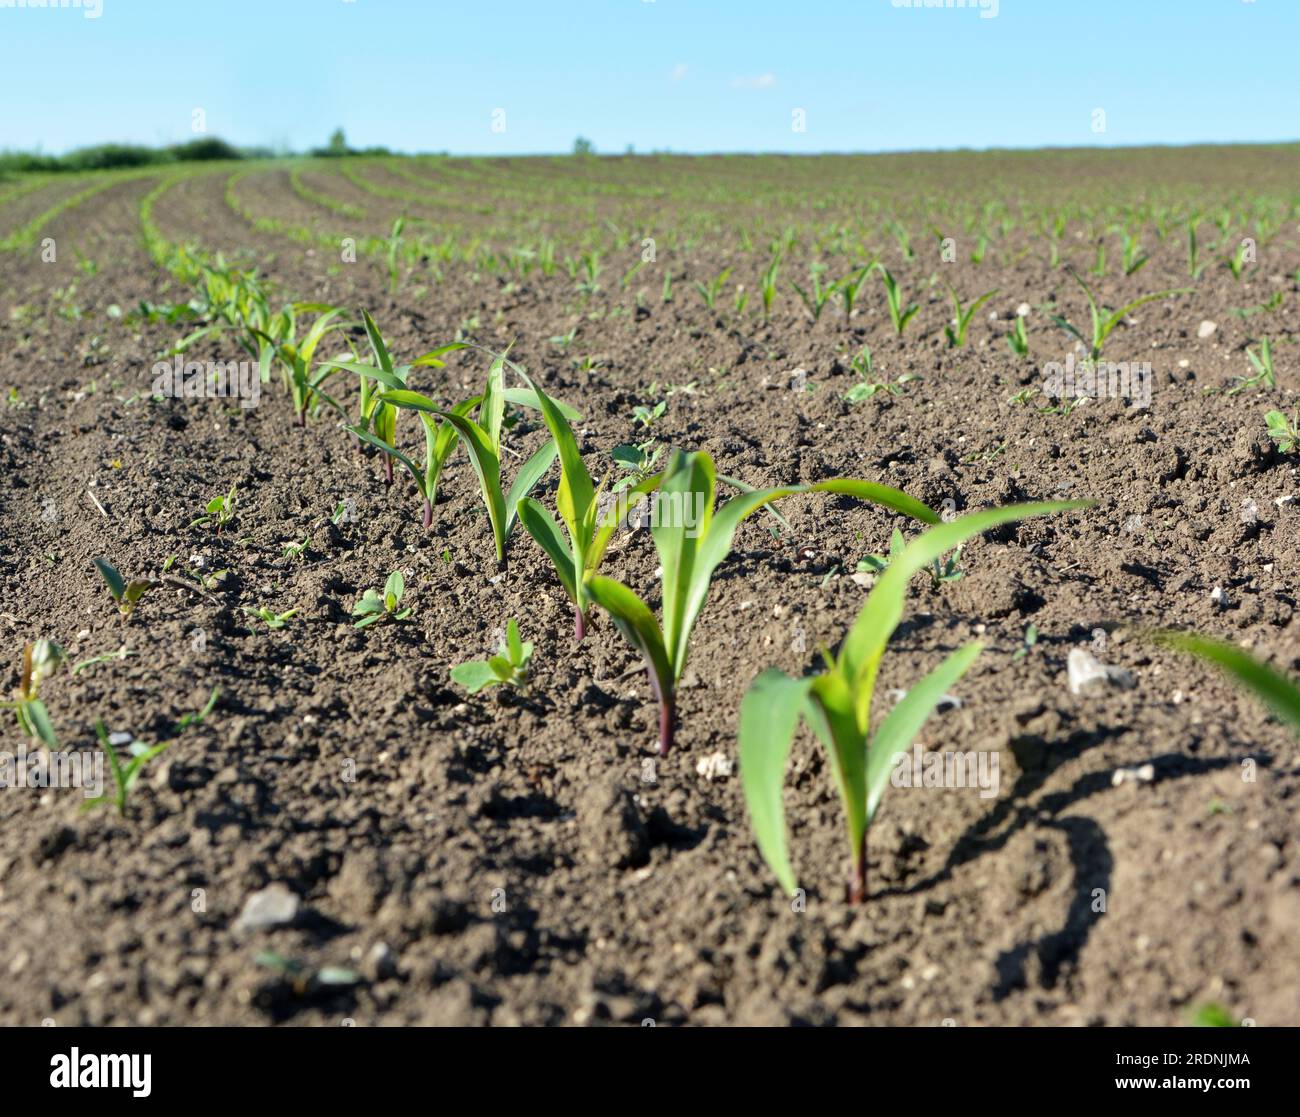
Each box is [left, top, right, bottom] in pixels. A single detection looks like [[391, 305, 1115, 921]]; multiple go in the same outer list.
[[3, 0, 1296, 155]]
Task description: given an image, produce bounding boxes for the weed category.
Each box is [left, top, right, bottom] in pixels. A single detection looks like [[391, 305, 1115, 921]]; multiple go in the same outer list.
[[352, 572, 413, 628], [451, 618, 533, 693]]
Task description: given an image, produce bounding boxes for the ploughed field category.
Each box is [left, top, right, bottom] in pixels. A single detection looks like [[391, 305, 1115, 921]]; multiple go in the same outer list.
[[0, 148, 1298, 1026]]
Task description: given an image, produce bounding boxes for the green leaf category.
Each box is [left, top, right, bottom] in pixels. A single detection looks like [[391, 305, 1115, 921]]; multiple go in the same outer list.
[[738, 669, 812, 895], [584, 575, 673, 704], [506, 618, 524, 663], [435, 410, 506, 559], [488, 654, 513, 680], [839, 501, 1092, 729], [517, 497, 577, 602], [384, 571, 404, 609], [25, 699, 58, 748], [1150, 631, 1300, 736], [92, 558, 126, 602], [451, 660, 498, 693], [866, 641, 983, 823], [504, 440, 559, 537]]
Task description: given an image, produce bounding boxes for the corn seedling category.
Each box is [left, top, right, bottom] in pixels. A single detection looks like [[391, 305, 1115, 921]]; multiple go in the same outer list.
[[1225, 338, 1276, 397], [1050, 270, 1190, 360], [845, 373, 919, 403], [85, 688, 219, 817], [1265, 407, 1298, 454], [1, 640, 64, 747], [943, 282, 998, 347], [190, 484, 237, 533], [1012, 624, 1039, 662], [632, 399, 666, 429], [92, 558, 153, 621], [738, 500, 1090, 902], [583, 449, 941, 756], [252, 303, 354, 427], [386, 217, 405, 292], [375, 347, 566, 560], [793, 266, 834, 323], [1227, 239, 1253, 281], [323, 311, 462, 487], [694, 267, 731, 313], [451, 618, 533, 694], [874, 265, 920, 335], [836, 265, 872, 322], [1186, 221, 1207, 279], [352, 572, 413, 628], [1006, 314, 1030, 357], [760, 255, 780, 321], [1150, 631, 1300, 738], [515, 365, 654, 641], [1119, 231, 1149, 276]]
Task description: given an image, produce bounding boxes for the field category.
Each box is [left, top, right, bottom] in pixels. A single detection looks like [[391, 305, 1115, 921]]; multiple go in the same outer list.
[[1, 147, 1298, 1026]]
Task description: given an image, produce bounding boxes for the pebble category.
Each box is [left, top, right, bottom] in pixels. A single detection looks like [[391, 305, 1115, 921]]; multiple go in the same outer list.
[[1067, 647, 1134, 695], [1197, 320, 1217, 339], [1112, 764, 1155, 787], [233, 883, 300, 933]]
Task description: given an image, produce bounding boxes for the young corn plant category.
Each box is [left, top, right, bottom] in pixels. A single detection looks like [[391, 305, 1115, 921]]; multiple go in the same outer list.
[[450, 618, 533, 694], [739, 500, 1089, 903], [372, 348, 565, 562], [515, 366, 656, 641], [582, 449, 940, 756], [251, 303, 354, 427], [874, 265, 920, 335], [324, 311, 463, 489], [942, 282, 999, 347], [1006, 314, 1030, 357], [693, 267, 731, 313], [760, 255, 781, 322], [1, 640, 64, 747], [352, 571, 413, 628], [792, 266, 834, 323], [1050, 270, 1190, 360], [92, 558, 153, 621], [836, 265, 873, 323], [386, 217, 406, 293]]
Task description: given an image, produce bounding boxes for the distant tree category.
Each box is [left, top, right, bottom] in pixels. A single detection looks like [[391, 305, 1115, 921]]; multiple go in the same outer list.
[[328, 128, 349, 155], [572, 136, 594, 157]]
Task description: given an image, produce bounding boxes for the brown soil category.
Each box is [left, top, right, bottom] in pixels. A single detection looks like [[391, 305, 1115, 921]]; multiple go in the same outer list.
[[0, 150, 1297, 1027]]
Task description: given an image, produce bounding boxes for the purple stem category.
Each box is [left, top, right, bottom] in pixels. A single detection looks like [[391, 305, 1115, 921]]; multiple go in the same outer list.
[[422, 498, 433, 530], [573, 604, 587, 642], [384, 453, 394, 486], [847, 834, 867, 904]]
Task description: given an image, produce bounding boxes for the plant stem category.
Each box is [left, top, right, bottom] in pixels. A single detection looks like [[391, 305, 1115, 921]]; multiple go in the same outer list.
[[422, 498, 433, 529], [658, 693, 675, 756], [848, 835, 867, 904], [384, 454, 393, 485], [573, 604, 586, 642]]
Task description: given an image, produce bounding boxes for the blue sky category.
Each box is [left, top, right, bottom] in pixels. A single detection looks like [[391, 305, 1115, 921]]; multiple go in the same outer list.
[[2, 0, 1296, 155]]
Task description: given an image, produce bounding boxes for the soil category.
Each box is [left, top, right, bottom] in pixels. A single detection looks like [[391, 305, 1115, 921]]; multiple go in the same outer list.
[[0, 150, 1298, 1027]]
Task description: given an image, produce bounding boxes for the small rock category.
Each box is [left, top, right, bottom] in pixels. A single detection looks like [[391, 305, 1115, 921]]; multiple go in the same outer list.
[[1067, 648, 1134, 696], [1112, 764, 1155, 787], [1197, 320, 1217, 339], [850, 571, 875, 588], [234, 883, 300, 933], [1016, 302, 1031, 318], [107, 731, 133, 747]]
